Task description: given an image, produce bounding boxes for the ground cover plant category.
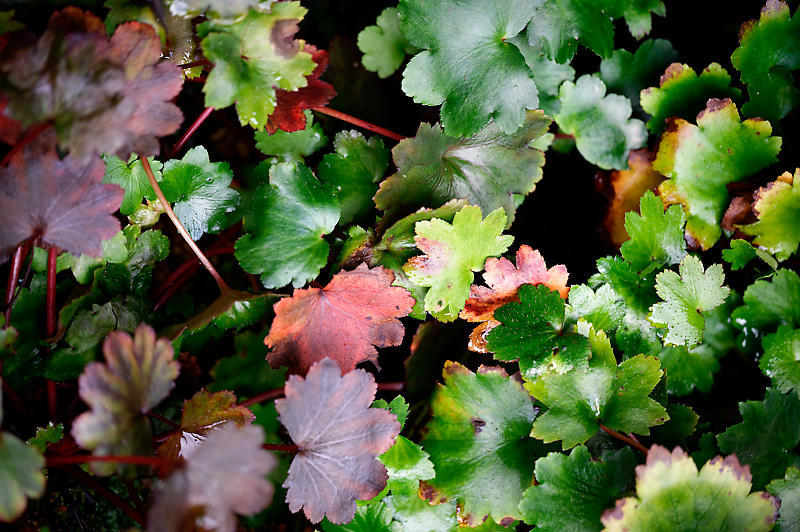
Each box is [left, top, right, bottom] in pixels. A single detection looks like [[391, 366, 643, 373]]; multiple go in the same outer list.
[[1, 0, 800, 530]]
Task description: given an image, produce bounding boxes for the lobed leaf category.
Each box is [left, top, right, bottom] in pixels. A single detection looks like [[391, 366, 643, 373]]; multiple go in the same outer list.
[[357, 7, 415, 79], [732, 269, 800, 332], [621, 190, 687, 272], [741, 169, 800, 261], [600, 39, 677, 113]]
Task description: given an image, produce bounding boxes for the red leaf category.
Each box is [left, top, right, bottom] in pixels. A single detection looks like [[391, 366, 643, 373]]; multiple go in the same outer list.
[[0, 128, 123, 262], [459, 245, 569, 352], [276, 358, 401, 524], [266, 46, 336, 133], [265, 263, 415, 375]]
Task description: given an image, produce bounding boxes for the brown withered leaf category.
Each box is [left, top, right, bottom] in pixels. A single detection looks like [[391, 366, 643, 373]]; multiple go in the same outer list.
[[156, 390, 254, 473], [266, 46, 336, 134], [275, 358, 401, 524], [264, 263, 415, 375], [148, 423, 276, 532], [0, 8, 182, 162], [460, 245, 569, 352], [0, 128, 123, 262], [600, 148, 665, 246]]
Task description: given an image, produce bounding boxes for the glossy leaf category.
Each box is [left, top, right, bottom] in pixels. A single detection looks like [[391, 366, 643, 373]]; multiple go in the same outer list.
[[265, 263, 414, 375], [761, 326, 800, 395], [648, 255, 729, 348], [519, 446, 635, 531], [254, 111, 327, 163], [488, 284, 590, 380], [640, 62, 741, 134], [101, 155, 161, 216], [654, 98, 781, 249], [723, 239, 758, 271], [399, 0, 539, 137], [234, 162, 340, 288], [402, 206, 513, 322], [601, 446, 778, 531], [0, 129, 123, 262], [732, 269, 800, 332], [275, 358, 401, 524], [741, 169, 800, 261], [461, 245, 568, 352], [620, 190, 687, 272], [555, 75, 647, 171], [421, 362, 540, 526], [375, 111, 551, 224], [767, 467, 800, 531], [71, 324, 179, 475], [599, 39, 677, 113], [357, 7, 415, 79]]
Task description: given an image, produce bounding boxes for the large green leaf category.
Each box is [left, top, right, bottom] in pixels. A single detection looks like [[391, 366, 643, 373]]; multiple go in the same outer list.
[[402, 206, 513, 321], [654, 98, 781, 249], [601, 446, 779, 531], [554, 75, 646, 170], [234, 162, 340, 288], [518, 446, 635, 531], [399, 0, 539, 137], [421, 362, 540, 526], [375, 111, 551, 224], [620, 190, 687, 272]]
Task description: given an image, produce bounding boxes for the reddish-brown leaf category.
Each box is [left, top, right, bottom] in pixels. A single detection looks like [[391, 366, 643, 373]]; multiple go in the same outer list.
[[0, 95, 21, 145], [0, 128, 123, 262], [264, 263, 415, 375], [156, 390, 255, 474], [459, 245, 569, 352], [266, 46, 336, 134], [0, 8, 182, 162], [275, 358, 401, 524]]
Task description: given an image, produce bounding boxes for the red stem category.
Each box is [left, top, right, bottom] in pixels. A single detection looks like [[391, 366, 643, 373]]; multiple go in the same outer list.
[[171, 106, 214, 156], [262, 444, 299, 453], [152, 245, 235, 304], [145, 411, 181, 431], [46, 454, 167, 467], [553, 133, 574, 140], [178, 59, 210, 69], [46, 246, 58, 337], [238, 387, 285, 408], [377, 382, 404, 392], [0, 122, 50, 166], [312, 107, 405, 142], [58, 466, 146, 527], [3, 239, 31, 322], [600, 424, 648, 455]]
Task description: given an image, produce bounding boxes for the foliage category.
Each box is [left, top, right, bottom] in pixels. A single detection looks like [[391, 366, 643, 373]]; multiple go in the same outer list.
[[2, 1, 800, 530]]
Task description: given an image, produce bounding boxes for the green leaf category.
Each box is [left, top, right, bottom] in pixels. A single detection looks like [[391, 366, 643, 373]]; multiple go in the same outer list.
[[254, 110, 327, 163], [71, 324, 179, 476], [601, 446, 779, 531], [650, 403, 699, 445], [742, 169, 800, 261], [518, 446, 635, 531], [640, 62, 742, 134], [649, 255, 730, 348], [373, 396, 410, 430], [509, 37, 575, 116], [761, 326, 800, 395], [420, 362, 540, 526], [768, 467, 800, 531], [64, 295, 148, 353], [234, 162, 340, 288], [26, 422, 64, 454], [717, 388, 800, 489], [357, 7, 415, 79], [380, 435, 434, 495], [318, 131, 389, 225], [105, 0, 164, 40], [567, 284, 626, 333], [321, 503, 394, 532], [732, 269, 800, 332], [600, 39, 677, 113], [209, 331, 286, 397], [0, 432, 45, 523], [160, 146, 239, 240], [488, 284, 591, 380], [167, 0, 263, 23], [529, 353, 668, 449], [399, 0, 539, 137], [101, 154, 161, 216], [554, 75, 647, 170], [100, 227, 170, 296], [654, 98, 782, 249], [200, 2, 316, 129], [375, 111, 551, 224], [527, 0, 665, 64], [723, 239, 758, 271], [620, 190, 687, 272], [402, 206, 513, 321], [731, 0, 800, 123]]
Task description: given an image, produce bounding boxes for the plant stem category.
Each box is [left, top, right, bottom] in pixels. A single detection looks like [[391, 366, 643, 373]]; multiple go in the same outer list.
[[553, 133, 574, 140], [0, 122, 50, 167], [377, 381, 404, 392], [599, 424, 648, 455], [239, 387, 285, 408], [46, 246, 58, 337], [145, 411, 181, 431], [58, 466, 146, 527], [3, 239, 31, 322], [171, 106, 214, 156], [262, 443, 300, 453], [152, 246, 235, 303], [46, 454, 168, 467], [312, 107, 405, 142], [141, 156, 231, 294], [178, 59, 210, 69]]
